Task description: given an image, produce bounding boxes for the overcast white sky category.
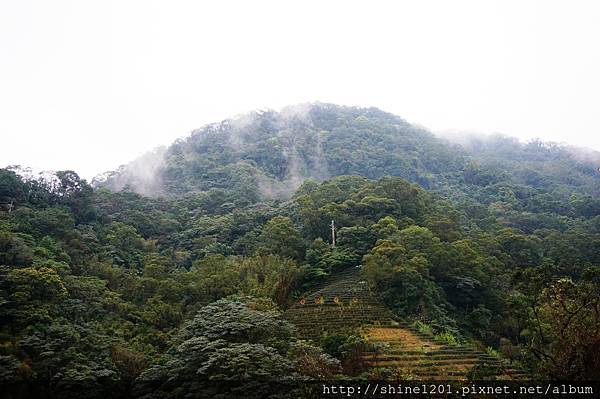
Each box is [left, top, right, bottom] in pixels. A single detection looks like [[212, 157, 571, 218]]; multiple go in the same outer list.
[[1, 0, 599, 180]]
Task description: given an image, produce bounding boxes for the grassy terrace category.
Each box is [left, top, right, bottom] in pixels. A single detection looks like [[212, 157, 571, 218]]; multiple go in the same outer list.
[[285, 268, 527, 380]]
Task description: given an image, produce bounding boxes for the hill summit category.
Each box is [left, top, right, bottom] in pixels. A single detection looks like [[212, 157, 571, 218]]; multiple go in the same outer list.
[[95, 103, 600, 206], [95, 103, 462, 198]]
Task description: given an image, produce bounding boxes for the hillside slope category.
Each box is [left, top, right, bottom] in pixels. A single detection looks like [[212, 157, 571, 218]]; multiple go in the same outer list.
[[96, 103, 600, 203], [96, 103, 600, 220], [96, 104, 465, 197], [2, 104, 600, 393], [285, 268, 526, 380]]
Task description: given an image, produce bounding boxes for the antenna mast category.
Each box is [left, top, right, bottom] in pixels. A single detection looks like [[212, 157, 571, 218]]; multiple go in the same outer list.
[[330, 220, 336, 247]]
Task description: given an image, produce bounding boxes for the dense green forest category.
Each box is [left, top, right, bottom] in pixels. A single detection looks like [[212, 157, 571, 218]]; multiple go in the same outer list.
[[1, 104, 600, 397]]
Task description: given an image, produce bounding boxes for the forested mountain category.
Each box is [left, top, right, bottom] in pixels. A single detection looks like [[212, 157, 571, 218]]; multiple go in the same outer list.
[[96, 103, 600, 234], [95, 104, 462, 197], [2, 104, 600, 397]]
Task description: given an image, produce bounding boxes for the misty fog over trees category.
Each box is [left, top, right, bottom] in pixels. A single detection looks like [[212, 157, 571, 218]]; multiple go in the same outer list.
[[1, 104, 600, 397]]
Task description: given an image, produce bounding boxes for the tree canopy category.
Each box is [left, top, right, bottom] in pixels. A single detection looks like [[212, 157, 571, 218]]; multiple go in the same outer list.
[[2, 104, 600, 394]]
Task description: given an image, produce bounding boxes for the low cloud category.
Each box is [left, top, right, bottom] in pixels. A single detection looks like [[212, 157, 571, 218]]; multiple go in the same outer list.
[[93, 147, 167, 196], [93, 103, 334, 199]]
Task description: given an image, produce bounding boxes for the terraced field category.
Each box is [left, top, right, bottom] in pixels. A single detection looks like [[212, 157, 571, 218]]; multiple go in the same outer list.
[[285, 267, 393, 338], [285, 268, 527, 380], [362, 324, 526, 380]]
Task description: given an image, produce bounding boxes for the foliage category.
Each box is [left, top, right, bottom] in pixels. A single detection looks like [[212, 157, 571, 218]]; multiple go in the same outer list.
[[134, 298, 338, 399], [523, 278, 600, 380], [2, 104, 600, 393], [320, 334, 368, 376]]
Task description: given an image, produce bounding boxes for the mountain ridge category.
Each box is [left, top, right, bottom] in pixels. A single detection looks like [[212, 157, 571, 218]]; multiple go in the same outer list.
[[94, 103, 600, 206]]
